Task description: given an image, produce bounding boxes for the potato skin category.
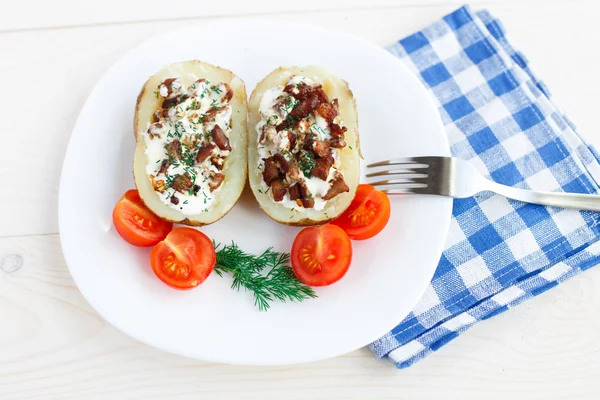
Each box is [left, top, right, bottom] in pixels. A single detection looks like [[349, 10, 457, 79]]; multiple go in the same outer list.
[[247, 66, 360, 227], [133, 60, 248, 226]]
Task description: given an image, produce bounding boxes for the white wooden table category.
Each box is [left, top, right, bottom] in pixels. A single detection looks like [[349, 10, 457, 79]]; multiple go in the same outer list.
[[2, 1, 600, 398]]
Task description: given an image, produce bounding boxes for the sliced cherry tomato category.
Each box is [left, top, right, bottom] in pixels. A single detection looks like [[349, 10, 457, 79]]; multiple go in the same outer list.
[[291, 224, 352, 287], [332, 184, 391, 240], [150, 228, 216, 290], [112, 189, 173, 247]]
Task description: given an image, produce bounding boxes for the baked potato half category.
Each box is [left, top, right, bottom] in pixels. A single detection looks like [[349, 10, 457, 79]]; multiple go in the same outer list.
[[248, 66, 360, 226], [134, 60, 248, 226]]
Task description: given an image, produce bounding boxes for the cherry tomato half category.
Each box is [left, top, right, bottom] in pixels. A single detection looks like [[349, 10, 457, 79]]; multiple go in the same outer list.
[[332, 184, 391, 240], [112, 189, 173, 247], [150, 227, 216, 290], [291, 224, 352, 287]]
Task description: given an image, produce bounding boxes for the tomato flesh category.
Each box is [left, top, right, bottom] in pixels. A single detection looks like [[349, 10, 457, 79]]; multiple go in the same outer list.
[[291, 224, 352, 286], [332, 184, 391, 240], [151, 227, 216, 290], [112, 189, 173, 247]]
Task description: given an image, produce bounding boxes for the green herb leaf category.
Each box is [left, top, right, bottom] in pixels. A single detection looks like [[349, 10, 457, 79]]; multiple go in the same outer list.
[[214, 242, 317, 311], [298, 150, 316, 177]]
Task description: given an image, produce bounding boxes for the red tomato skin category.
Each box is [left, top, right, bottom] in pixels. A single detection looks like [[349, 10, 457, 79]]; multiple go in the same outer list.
[[332, 184, 391, 240], [112, 189, 172, 247], [291, 224, 352, 287], [150, 227, 216, 290]]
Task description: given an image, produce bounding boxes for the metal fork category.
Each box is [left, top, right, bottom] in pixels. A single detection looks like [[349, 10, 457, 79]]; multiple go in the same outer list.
[[367, 156, 600, 211]]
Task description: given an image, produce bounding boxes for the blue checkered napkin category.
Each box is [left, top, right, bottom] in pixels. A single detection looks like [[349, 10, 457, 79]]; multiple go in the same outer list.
[[370, 6, 600, 368]]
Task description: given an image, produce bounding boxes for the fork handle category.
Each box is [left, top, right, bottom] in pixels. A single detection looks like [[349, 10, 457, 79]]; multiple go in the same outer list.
[[486, 181, 600, 211]]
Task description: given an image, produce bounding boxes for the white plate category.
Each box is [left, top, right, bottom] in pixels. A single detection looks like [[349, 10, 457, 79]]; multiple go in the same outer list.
[[59, 20, 451, 365]]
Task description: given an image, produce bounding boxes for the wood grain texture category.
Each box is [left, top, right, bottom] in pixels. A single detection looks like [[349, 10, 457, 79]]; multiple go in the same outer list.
[[1, 0, 532, 32], [1, 235, 599, 399], [2, 1, 600, 398]]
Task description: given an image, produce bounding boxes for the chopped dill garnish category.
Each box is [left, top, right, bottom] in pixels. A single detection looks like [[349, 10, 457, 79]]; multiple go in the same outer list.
[[298, 150, 316, 177], [213, 242, 317, 311], [210, 98, 221, 110]]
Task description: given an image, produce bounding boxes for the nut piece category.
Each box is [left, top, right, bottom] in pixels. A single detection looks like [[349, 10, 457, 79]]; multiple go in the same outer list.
[[149, 174, 166, 193]]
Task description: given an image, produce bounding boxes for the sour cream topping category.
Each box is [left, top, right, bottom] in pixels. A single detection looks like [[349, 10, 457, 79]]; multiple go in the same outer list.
[[256, 76, 346, 211], [140, 76, 233, 215]]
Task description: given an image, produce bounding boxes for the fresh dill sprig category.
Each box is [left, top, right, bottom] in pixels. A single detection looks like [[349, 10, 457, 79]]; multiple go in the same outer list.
[[213, 242, 317, 311]]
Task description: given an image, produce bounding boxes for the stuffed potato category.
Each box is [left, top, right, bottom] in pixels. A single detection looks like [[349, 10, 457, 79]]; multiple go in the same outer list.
[[248, 66, 360, 226], [133, 60, 248, 226]]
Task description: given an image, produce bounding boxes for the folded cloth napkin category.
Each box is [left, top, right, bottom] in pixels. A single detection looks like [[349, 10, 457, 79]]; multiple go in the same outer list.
[[370, 5, 600, 368]]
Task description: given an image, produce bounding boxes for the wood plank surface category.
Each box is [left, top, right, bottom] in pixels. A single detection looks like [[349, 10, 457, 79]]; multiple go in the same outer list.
[[1, 1, 600, 398]]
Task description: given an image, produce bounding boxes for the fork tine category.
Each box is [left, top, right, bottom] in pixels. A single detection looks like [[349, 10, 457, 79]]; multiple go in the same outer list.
[[365, 169, 428, 178], [368, 178, 429, 187], [367, 156, 446, 168], [367, 158, 425, 168], [380, 187, 431, 195]]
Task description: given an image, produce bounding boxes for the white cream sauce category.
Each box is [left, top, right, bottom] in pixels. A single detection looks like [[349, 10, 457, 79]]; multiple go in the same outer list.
[[140, 76, 232, 215], [255, 76, 345, 211]]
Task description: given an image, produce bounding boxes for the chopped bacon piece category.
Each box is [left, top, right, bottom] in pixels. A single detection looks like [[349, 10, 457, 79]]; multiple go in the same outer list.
[[330, 123, 347, 137], [284, 82, 313, 100], [273, 153, 290, 174], [162, 78, 178, 91], [323, 171, 350, 200], [147, 122, 165, 137], [262, 156, 283, 186], [171, 174, 193, 193], [223, 83, 234, 102], [211, 156, 224, 171], [288, 182, 301, 200], [287, 181, 314, 208], [297, 181, 310, 198], [170, 195, 179, 205], [202, 107, 221, 123], [271, 180, 286, 202], [303, 139, 314, 152], [211, 124, 231, 151], [196, 143, 216, 164], [275, 118, 293, 132], [311, 156, 334, 180], [165, 140, 182, 160], [289, 93, 321, 120], [188, 78, 207, 94], [260, 125, 275, 143], [158, 159, 170, 175], [312, 140, 331, 158], [313, 88, 329, 105], [302, 197, 315, 208], [153, 108, 170, 122], [287, 131, 297, 151], [208, 173, 225, 192], [331, 98, 339, 111], [315, 102, 337, 123], [329, 136, 347, 148], [162, 94, 188, 108]]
